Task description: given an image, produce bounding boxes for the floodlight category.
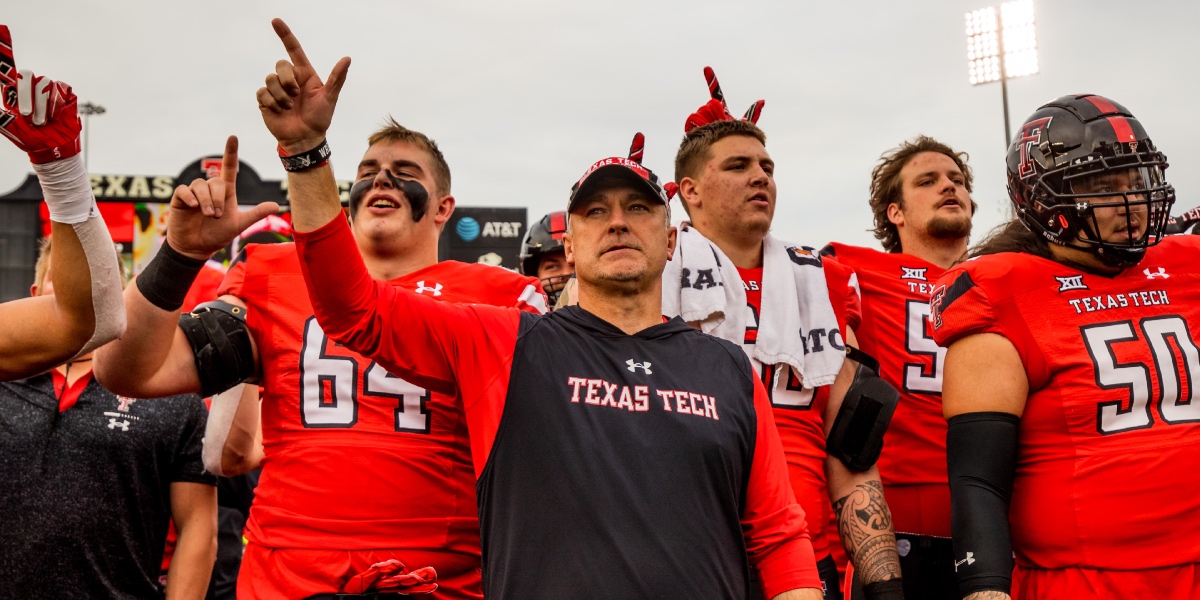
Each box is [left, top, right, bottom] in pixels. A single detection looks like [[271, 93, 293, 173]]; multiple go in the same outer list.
[[965, 0, 1039, 145], [965, 7, 1000, 85]]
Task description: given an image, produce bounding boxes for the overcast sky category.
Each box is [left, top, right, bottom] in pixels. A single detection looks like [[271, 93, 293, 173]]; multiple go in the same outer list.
[[2, 0, 1196, 249]]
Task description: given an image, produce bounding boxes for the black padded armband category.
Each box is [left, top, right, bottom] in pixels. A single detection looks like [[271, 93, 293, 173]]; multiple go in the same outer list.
[[947, 411, 1019, 597], [178, 300, 256, 397], [826, 348, 899, 472]]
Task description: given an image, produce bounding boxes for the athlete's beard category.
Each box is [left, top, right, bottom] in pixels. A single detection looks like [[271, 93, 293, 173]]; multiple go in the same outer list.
[[927, 212, 972, 241]]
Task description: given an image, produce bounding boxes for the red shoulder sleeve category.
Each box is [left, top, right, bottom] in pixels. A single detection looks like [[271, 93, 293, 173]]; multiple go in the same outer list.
[[822, 258, 862, 332], [743, 373, 822, 597], [217, 248, 249, 299], [930, 263, 1002, 348], [456, 264, 547, 314], [293, 216, 521, 397], [511, 273, 548, 314], [932, 258, 1055, 389]]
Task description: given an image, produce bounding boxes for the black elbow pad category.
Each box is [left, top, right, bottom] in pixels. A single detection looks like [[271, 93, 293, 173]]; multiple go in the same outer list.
[[178, 300, 257, 397], [826, 347, 899, 472], [947, 411, 1020, 597]]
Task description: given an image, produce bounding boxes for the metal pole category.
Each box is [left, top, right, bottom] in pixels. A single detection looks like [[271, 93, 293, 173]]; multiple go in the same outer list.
[[1001, 73, 1011, 148], [998, 20, 1012, 148], [79, 102, 105, 171]]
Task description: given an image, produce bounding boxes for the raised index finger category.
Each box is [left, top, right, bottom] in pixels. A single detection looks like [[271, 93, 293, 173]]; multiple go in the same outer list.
[[703, 66, 727, 109], [0, 25, 18, 88], [272, 19, 311, 69], [221, 135, 240, 188]]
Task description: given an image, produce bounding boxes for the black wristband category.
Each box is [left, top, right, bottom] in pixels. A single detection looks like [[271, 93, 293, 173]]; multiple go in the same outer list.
[[135, 241, 206, 312], [279, 138, 331, 172], [862, 579, 905, 600]]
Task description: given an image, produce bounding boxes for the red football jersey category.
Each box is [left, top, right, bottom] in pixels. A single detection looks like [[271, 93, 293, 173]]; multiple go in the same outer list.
[[737, 257, 862, 562], [219, 242, 545, 555], [822, 243, 949, 536], [931, 236, 1200, 571]]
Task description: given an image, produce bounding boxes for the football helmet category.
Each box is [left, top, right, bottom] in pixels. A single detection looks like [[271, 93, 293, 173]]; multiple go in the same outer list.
[[1007, 94, 1175, 266], [519, 211, 571, 304]]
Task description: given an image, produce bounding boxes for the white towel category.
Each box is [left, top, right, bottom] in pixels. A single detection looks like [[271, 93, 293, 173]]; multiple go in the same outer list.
[[662, 224, 844, 389]]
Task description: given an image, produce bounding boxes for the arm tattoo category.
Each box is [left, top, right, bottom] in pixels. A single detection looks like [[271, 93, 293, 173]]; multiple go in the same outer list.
[[832, 479, 902, 584], [964, 593, 1011, 600]]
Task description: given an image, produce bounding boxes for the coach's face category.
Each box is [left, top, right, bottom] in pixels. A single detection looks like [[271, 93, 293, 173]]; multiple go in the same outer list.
[[352, 140, 453, 247], [564, 185, 676, 291]]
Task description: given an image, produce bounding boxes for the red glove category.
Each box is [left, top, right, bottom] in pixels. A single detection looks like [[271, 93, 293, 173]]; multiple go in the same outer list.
[[628, 131, 645, 164], [341, 560, 439, 595], [684, 98, 734, 132], [663, 181, 679, 200], [682, 66, 765, 133], [742, 99, 765, 125], [1165, 205, 1200, 235], [0, 25, 83, 164]]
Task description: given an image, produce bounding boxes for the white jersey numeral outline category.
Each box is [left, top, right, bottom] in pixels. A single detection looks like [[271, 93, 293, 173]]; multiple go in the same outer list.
[[299, 317, 431, 432], [903, 299, 946, 394], [1083, 315, 1200, 435]]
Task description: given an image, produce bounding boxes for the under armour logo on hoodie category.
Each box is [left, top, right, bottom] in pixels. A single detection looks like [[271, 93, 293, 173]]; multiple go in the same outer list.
[[626, 360, 652, 375]]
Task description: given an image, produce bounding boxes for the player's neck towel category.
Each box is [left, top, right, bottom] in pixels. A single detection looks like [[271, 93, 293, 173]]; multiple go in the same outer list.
[[662, 223, 843, 389]]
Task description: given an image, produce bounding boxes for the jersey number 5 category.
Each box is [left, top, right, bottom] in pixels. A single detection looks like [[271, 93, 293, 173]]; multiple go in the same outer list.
[[298, 317, 431, 433], [904, 300, 946, 394], [1083, 315, 1200, 435]]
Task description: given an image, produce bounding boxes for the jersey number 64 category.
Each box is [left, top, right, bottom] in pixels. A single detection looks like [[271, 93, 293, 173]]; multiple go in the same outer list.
[[298, 317, 431, 433]]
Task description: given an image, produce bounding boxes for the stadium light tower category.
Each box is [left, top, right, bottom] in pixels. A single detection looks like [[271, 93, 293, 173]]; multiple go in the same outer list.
[[80, 101, 106, 170], [966, 0, 1039, 147]]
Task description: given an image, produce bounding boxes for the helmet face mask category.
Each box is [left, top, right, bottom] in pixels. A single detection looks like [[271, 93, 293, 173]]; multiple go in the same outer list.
[[520, 211, 571, 305], [1008, 95, 1176, 267], [537, 272, 573, 305]]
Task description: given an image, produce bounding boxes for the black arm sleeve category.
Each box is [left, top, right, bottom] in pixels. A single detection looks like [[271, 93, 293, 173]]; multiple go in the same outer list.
[[947, 411, 1020, 597]]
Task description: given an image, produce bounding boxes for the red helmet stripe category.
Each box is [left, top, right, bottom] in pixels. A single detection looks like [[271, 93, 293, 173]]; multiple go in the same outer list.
[[549, 211, 567, 235], [1105, 116, 1137, 143], [1083, 95, 1119, 113], [1082, 95, 1137, 143]]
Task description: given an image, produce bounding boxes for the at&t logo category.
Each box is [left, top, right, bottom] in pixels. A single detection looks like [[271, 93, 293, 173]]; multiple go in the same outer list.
[[455, 217, 480, 242]]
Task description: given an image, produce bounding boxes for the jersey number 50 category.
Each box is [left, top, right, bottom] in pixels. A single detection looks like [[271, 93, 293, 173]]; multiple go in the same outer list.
[[1083, 315, 1200, 435], [298, 317, 431, 433]]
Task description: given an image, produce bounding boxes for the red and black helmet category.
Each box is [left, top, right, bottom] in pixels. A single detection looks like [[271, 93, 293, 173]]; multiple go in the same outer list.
[[519, 211, 571, 302], [1007, 94, 1175, 266]]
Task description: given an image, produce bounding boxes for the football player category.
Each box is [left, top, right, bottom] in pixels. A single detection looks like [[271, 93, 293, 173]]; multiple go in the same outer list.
[[663, 68, 902, 600], [0, 24, 124, 380], [519, 211, 574, 305], [93, 23, 546, 598], [820, 135, 977, 599], [932, 94, 1200, 599]]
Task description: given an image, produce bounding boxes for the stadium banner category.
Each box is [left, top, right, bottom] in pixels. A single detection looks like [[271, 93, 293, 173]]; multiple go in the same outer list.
[[438, 207, 527, 270]]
